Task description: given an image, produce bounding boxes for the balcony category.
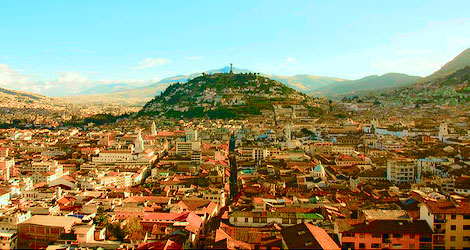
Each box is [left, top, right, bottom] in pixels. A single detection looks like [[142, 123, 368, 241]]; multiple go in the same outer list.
[[433, 218, 446, 223], [434, 229, 446, 234], [434, 242, 445, 246]]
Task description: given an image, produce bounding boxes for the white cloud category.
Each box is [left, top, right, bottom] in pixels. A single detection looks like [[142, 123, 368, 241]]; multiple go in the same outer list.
[[0, 64, 33, 87], [0, 64, 161, 96], [184, 56, 204, 60], [136, 57, 171, 69], [285, 57, 297, 63]]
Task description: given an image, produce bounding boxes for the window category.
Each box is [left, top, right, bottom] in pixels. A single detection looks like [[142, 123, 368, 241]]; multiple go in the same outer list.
[[451, 225, 456, 230], [372, 233, 381, 238], [409, 244, 415, 249], [409, 234, 415, 239], [450, 236, 456, 241], [282, 218, 289, 224], [464, 236, 470, 241], [451, 214, 457, 219], [359, 243, 365, 249], [371, 244, 380, 248], [233, 217, 238, 222], [464, 214, 470, 219], [464, 225, 470, 230], [360, 233, 365, 238], [393, 233, 403, 238], [261, 217, 267, 223], [253, 217, 260, 223], [245, 218, 248, 222], [343, 233, 355, 237]]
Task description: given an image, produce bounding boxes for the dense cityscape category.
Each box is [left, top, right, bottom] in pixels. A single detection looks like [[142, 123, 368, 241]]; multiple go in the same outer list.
[[1, 1, 470, 249]]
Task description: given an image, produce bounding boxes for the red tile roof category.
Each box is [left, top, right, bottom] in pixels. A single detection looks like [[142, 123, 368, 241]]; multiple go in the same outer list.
[[422, 200, 470, 214]]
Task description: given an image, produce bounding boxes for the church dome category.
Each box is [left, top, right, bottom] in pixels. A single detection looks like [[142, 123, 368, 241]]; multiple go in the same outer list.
[[314, 163, 325, 173]]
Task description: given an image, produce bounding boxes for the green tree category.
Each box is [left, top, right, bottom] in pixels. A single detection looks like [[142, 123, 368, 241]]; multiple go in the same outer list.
[[125, 217, 145, 242]]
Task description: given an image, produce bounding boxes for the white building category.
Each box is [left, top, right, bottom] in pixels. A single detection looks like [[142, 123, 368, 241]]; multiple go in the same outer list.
[[386, 159, 417, 184]]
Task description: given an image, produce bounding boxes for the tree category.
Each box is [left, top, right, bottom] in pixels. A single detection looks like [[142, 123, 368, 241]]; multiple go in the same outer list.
[[107, 222, 125, 241], [125, 217, 145, 242]]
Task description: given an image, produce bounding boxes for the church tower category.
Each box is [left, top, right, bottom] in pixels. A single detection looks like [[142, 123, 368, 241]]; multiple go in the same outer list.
[[151, 121, 157, 136], [134, 130, 145, 154], [439, 121, 448, 142], [285, 123, 292, 141]]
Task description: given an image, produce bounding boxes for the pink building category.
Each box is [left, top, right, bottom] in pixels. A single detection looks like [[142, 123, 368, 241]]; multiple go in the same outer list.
[[0, 158, 14, 181], [0, 148, 9, 158], [341, 220, 432, 250]]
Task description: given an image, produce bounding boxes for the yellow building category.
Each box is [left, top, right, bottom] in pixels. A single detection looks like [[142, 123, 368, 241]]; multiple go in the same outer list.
[[419, 200, 470, 250]]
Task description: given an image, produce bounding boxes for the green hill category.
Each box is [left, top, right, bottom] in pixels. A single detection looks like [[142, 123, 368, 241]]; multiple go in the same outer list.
[[140, 72, 327, 119], [60, 67, 345, 105], [361, 66, 470, 106]]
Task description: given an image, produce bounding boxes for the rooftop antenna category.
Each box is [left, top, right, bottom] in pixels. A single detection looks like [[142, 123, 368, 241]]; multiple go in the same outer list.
[[230, 63, 233, 74]]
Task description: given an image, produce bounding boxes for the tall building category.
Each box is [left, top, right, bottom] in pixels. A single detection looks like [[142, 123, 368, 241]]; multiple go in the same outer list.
[[386, 158, 417, 184], [186, 129, 198, 142], [229, 133, 238, 198]]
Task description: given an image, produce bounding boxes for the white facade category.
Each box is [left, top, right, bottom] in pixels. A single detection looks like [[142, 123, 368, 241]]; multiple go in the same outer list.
[[386, 159, 417, 184]]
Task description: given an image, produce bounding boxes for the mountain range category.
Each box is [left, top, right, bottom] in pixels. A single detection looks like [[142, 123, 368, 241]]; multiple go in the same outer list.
[[59, 66, 348, 105], [312, 73, 422, 96], [75, 83, 134, 96], [0, 86, 64, 114], [1, 48, 470, 107]]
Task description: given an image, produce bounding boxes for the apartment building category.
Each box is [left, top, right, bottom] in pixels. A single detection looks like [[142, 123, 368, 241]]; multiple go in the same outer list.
[[419, 200, 470, 250], [387, 158, 417, 184]]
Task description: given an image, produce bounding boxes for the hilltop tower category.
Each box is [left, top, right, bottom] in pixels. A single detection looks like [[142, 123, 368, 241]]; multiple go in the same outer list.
[[230, 63, 233, 74], [439, 121, 448, 142]]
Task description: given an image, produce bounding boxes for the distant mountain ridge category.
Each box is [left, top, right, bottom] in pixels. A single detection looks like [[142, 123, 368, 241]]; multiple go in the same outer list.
[[313, 73, 422, 96], [370, 66, 470, 106], [0, 86, 63, 110], [62, 67, 346, 105], [75, 83, 134, 95], [425, 48, 470, 80], [59, 48, 470, 104]]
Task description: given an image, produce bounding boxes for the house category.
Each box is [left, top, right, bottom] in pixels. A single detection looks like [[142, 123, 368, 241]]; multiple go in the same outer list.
[[340, 220, 433, 250], [281, 222, 340, 250], [18, 215, 82, 248], [0, 188, 11, 207], [0, 230, 17, 250]]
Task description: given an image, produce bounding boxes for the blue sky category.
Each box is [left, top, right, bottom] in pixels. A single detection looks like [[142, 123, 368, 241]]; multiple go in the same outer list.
[[1, 0, 470, 95]]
